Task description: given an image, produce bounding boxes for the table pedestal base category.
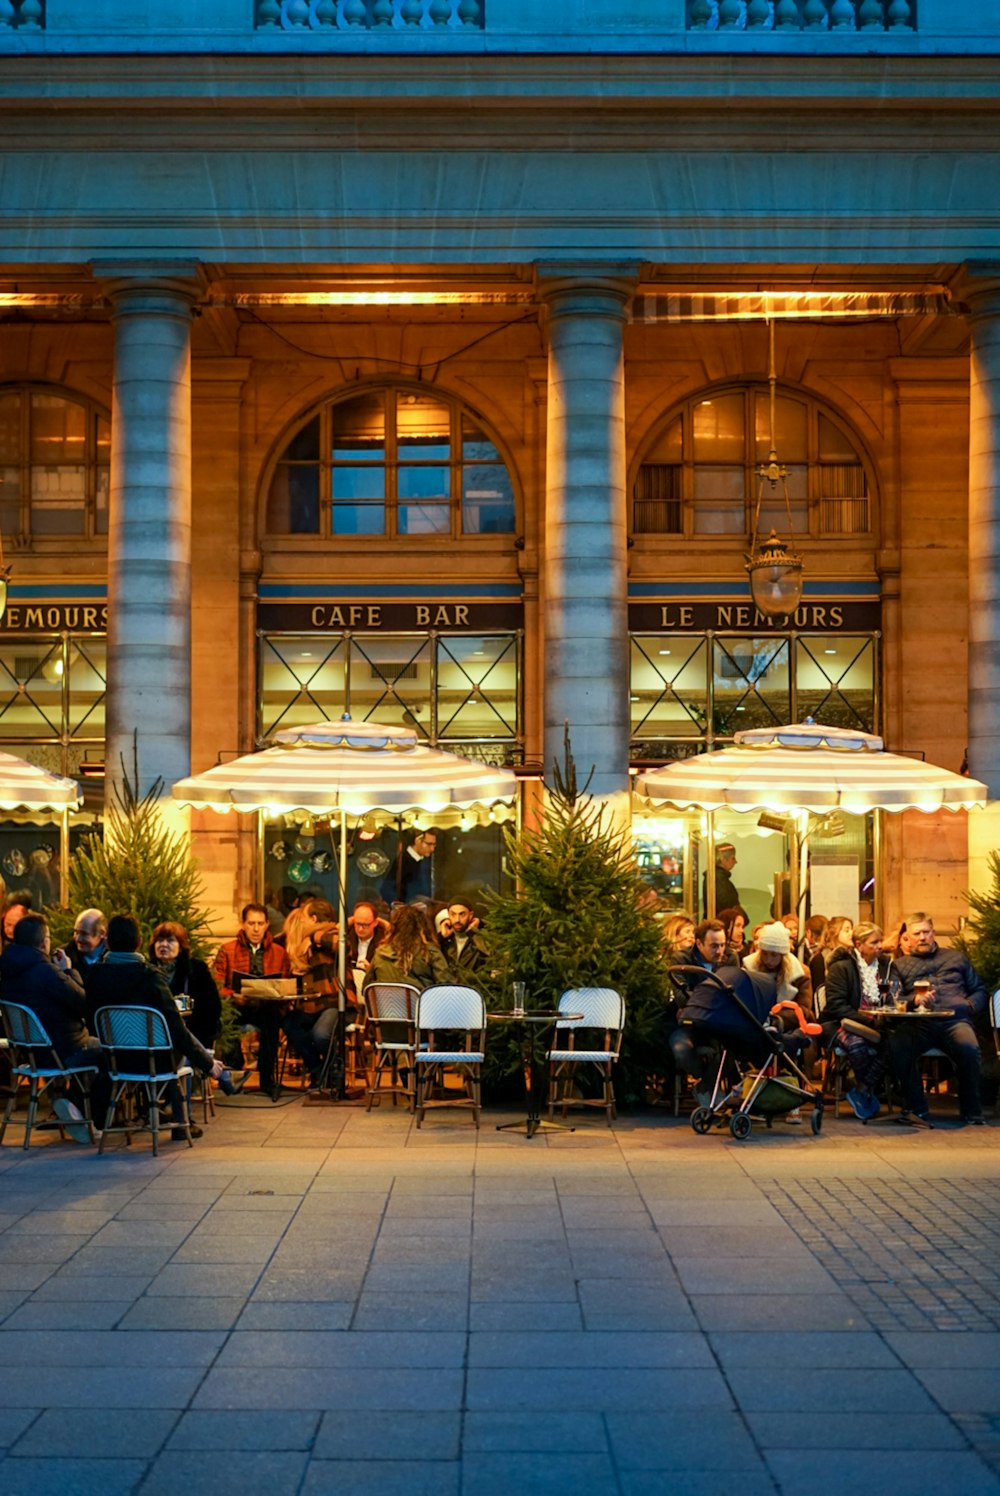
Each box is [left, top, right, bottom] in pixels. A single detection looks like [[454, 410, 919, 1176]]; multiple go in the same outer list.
[[496, 1115, 576, 1139]]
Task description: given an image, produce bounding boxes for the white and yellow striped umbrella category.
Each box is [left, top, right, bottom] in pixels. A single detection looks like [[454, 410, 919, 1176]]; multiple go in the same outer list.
[[633, 721, 987, 816], [0, 751, 81, 812], [171, 717, 516, 821]]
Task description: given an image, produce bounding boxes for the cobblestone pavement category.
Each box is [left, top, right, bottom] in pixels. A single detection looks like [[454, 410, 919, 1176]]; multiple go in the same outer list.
[[0, 1096, 999, 1496]]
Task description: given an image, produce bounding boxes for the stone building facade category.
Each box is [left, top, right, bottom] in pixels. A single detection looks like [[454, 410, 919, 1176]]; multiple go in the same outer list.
[[0, 0, 996, 929]]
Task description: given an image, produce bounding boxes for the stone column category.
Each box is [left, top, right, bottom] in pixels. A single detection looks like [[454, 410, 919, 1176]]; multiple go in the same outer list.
[[968, 278, 1000, 797], [539, 267, 636, 799], [101, 267, 199, 804]]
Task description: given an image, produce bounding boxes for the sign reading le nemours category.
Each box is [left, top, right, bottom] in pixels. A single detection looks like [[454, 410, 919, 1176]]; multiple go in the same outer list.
[[628, 600, 880, 633]]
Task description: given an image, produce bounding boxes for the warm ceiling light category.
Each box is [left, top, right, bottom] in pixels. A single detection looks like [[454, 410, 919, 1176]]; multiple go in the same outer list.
[[214, 290, 536, 308]]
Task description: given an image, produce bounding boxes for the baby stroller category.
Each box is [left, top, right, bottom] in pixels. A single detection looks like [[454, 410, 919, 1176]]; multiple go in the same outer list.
[[668, 966, 824, 1139]]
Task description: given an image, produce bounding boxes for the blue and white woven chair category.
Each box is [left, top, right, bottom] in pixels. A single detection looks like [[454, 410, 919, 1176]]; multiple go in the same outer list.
[[94, 1005, 194, 1156], [0, 999, 100, 1150], [546, 987, 625, 1126], [365, 982, 419, 1111], [413, 985, 486, 1129]]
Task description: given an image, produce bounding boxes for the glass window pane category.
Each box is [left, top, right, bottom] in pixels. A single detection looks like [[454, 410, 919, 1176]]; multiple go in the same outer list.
[[266, 464, 320, 534], [437, 635, 518, 738], [646, 416, 683, 465], [0, 640, 64, 737], [398, 502, 450, 536], [693, 465, 745, 534], [332, 501, 385, 537], [462, 418, 499, 463], [818, 412, 861, 462], [332, 394, 385, 460], [259, 636, 346, 738], [396, 393, 450, 461], [0, 393, 21, 464], [398, 465, 449, 501], [96, 415, 111, 460], [333, 466, 385, 501], [0, 468, 21, 536], [712, 637, 790, 736], [755, 392, 807, 461], [30, 466, 86, 535], [758, 463, 808, 534], [67, 640, 106, 737], [630, 635, 708, 741], [692, 394, 744, 463], [796, 635, 876, 733], [284, 416, 320, 463], [30, 394, 86, 465], [462, 464, 515, 534], [348, 636, 432, 736], [95, 466, 109, 535]]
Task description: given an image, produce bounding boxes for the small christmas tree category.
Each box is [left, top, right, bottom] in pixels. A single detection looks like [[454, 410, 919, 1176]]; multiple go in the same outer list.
[[958, 849, 1000, 991], [482, 732, 669, 1106], [49, 772, 214, 956]]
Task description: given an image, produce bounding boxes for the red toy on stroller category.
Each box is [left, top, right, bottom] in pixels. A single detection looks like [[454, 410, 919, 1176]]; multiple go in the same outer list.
[[669, 966, 824, 1139]]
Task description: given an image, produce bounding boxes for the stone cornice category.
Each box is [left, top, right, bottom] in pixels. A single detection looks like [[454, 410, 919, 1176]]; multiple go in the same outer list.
[[4, 53, 1000, 110]]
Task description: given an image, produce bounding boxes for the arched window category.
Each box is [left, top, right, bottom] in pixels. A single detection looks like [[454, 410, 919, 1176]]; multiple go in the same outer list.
[[0, 385, 110, 542], [264, 385, 516, 540], [632, 385, 872, 539]]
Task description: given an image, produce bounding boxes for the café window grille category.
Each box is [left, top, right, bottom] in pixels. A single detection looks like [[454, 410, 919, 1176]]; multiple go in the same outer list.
[[259, 630, 521, 763], [0, 385, 110, 545], [264, 385, 517, 541], [631, 388, 872, 540]]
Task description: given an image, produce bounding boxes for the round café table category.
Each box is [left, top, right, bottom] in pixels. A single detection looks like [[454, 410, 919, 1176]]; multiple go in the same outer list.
[[487, 1009, 583, 1138]]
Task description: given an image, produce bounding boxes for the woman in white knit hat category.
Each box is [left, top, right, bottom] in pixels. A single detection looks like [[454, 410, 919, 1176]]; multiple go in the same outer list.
[[743, 920, 814, 1015]]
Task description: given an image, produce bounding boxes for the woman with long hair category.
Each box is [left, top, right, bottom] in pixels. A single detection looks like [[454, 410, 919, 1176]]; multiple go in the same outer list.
[[662, 913, 695, 958], [717, 905, 750, 965], [364, 903, 450, 992], [809, 914, 854, 996], [148, 920, 222, 1051]]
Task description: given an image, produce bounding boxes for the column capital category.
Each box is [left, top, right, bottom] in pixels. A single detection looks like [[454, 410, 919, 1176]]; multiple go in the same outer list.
[[535, 261, 641, 319], [955, 261, 1000, 320], [90, 259, 202, 317]]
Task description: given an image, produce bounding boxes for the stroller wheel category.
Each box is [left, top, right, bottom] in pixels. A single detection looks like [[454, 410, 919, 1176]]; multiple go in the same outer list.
[[690, 1107, 713, 1135], [810, 1105, 824, 1135], [729, 1112, 752, 1140]]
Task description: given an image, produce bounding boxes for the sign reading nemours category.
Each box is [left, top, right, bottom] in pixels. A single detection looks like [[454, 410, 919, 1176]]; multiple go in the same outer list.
[[1, 603, 109, 632], [627, 600, 880, 633]]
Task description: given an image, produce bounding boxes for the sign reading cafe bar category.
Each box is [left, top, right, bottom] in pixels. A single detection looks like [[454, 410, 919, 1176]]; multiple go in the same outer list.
[[627, 600, 881, 633], [257, 601, 524, 632]]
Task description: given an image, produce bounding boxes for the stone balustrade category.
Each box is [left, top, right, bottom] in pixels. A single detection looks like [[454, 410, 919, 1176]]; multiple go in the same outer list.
[[256, 0, 482, 25], [688, 0, 914, 26], [0, 0, 44, 28]]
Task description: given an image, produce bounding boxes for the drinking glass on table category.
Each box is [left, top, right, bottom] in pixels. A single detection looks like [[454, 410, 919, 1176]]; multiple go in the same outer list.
[[512, 981, 525, 1017]]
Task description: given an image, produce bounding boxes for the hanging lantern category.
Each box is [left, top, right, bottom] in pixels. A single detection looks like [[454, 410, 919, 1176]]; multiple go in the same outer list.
[[744, 321, 804, 620]]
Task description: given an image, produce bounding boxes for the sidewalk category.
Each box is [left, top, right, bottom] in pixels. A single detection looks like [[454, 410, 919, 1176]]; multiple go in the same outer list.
[[0, 1098, 999, 1496]]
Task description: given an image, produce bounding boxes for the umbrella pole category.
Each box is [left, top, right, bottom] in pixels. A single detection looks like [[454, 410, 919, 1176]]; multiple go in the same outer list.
[[336, 807, 348, 1100]]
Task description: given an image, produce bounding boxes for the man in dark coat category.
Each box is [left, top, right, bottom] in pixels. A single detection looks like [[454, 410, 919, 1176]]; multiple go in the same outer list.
[[85, 913, 229, 1139], [0, 912, 106, 1140], [702, 842, 740, 916], [63, 907, 108, 975], [439, 896, 489, 978], [890, 911, 988, 1125]]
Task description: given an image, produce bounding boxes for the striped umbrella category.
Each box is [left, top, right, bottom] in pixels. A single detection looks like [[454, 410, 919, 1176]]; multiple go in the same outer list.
[[0, 751, 81, 812], [171, 717, 516, 820], [633, 722, 987, 815], [172, 717, 516, 1029]]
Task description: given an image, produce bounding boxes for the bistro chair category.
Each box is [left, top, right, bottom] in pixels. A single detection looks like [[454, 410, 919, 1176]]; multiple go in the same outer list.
[[94, 1005, 194, 1156], [546, 987, 625, 1126], [413, 985, 486, 1129], [365, 982, 419, 1111], [0, 999, 100, 1150]]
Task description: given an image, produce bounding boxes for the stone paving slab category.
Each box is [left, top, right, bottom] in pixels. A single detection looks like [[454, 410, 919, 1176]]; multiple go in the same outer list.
[[1, 1101, 1000, 1492]]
